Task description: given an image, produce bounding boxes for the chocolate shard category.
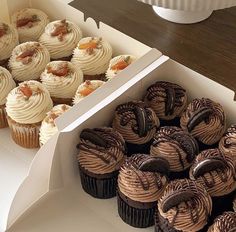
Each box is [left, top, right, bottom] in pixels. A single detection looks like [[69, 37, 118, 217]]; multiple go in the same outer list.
[[165, 87, 175, 116], [139, 156, 170, 175], [192, 158, 227, 178], [162, 190, 195, 213], [134, 106, 148, 137], [80, 128, 107, 147], [187, 107, 213, 132]]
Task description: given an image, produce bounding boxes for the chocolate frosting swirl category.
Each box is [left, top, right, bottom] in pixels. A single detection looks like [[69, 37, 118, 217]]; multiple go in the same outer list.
[[158, 178, 212, 232], [180, 98, 226, 145], [144, 81, 187, 120], [118, 154, 168, 203], [150, 126, 199, 172], [112, 101, 159, 144], [77, 127, 126, 175], [189, 149, 236, 197], [208, 211, 236, 232]]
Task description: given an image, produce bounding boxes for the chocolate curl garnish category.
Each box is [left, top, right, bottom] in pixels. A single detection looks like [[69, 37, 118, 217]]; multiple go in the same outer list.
[[16, 15, 39, 28], [134, 106, 148, 137], [139, 156, 170, 175], [80, 128, 108, 148], [47, 63, 70, 77], [192, 157, 227, 178], [187, 107, 213, 132], [51, 19, 70, 41], [165, 87, 175, 116], [161, 189, 195, 213]]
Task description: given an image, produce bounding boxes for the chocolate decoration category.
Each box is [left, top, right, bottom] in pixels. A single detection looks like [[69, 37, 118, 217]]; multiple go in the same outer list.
[[134, 106, 148, 137], [139, 156, 170, 175], [80, 128, 107, 147], [162, 190, 195, 213], [192, 158, 227, 178], [187, 107, 213, 132], [165, 87, 175, 116]]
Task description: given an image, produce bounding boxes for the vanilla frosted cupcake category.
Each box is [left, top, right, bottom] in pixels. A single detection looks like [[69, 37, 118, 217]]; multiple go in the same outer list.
[[0, 67, 16, 128], [39, 104, 71, 146], [73, 80, 105, 104], [6, 80, 53, 148], [39, 19, 82, 60], [0, 22, 19, 67], [41, 61, 83, 105], [9, 41, 50, 83], [105, 55, 136, 81], [11, 8, 49, 43], [71, 37, 112, 80]]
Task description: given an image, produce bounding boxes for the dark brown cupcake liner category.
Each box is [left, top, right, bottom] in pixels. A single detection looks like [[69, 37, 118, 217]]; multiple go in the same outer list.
[[79, 166, 118, 199], [117, 190, 156, 228], [0, 105, 8, 128], [84, 73, 105, 81], [51, 55, 72, 62], [126, 139, 153, 156], [51, 96, 73, 106]]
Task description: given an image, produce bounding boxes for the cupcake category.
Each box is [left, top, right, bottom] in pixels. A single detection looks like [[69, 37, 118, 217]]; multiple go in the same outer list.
[[9, 41, 50, 83], [112, 101, 160, 155], [41, 61, 83, 105], [11, 8, 49, 43], [105, 55, 136, 81], [117, 154, 169, 228], [219, 124, 236, 163], [77, 127, 126, 199], [157, 178, 212, 232], [144, 81, 187, 124], [208, 211, 236, 232], [39, 19, 82, 60], [6, 80, 53, 148], [0, 67, 16, 128], [150, 126, 199, 176], [71, 37, 112, 80], [180, 98, 226, 147], [39, 104, 71, 146], [189, 148, 236, 197], [73, 80, 105, 105], [0, 22, 19, 68]]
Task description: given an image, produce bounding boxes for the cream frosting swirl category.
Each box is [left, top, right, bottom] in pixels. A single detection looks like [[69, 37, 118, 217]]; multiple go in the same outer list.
[[158, 179, 212, 232], [41, 61, 83, 99], [0, 67, 16, 105], [150, 126, 199, 172], [39, 20, 82, 60], [180, 98, 226, 145], [208, 211, 236, 232], [9, 41, 50, 82], [105, 55, 136, 80], [0, 22, 19, 61], [112, 101, 159, 144], [118, 154, 168, 203], [77, 127, 126, 175], [11, 8, 49, 43], [6, 80, 53, 124], [39, 104, 71, 146], [189, 148, 236, 197], [73, 80, 105, 105], [144, 81, 187, 121], [71, 37, 112, 75]]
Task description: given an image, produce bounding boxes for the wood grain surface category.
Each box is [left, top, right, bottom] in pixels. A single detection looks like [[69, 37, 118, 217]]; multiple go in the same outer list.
[[70, 0, 236, 93]]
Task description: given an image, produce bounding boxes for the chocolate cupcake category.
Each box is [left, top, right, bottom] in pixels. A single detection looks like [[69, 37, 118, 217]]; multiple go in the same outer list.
[[112, 101, 160, 155], [208, 211, 236, 232], [180, 98, 226, 147], [157, 179, 212, 232], [77, 127, 126, 199], [189, 148, 236, 197], [117, 154, 169, 228], [144, 81, 187, 125], [150, 126, 199, 178], [219, 124, 236, 163]]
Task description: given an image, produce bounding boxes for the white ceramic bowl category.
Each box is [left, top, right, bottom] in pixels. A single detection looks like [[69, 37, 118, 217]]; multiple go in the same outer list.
[[139, 0, 236, 23]]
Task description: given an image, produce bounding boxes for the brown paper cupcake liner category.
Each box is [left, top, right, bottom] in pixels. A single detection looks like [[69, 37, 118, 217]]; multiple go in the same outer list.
[[79, 166, 118, 199], [51, 55, 72, 62], [7, 116, 41, 148], [0, 105, 8, 128], [84, 73, 106, 81], [117, 190, 156, 228], [51, 96, 73, 106]]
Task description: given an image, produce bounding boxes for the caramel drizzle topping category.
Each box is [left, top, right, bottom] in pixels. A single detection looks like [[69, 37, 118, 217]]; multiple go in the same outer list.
[[47, 63, 70, 77], [51, 19, 70, 41], [16, 15, 39, 28], [16, 48, 37, 65], [111, 56, 130, 71], [19, 85, 33, 98], [79, 38, 102, 55]]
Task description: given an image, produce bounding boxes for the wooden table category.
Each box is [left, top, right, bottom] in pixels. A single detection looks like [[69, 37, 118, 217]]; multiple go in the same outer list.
[[70, 0, 236, 92]]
